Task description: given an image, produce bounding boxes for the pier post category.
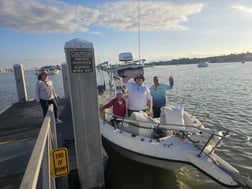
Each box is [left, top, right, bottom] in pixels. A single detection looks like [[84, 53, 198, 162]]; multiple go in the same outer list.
[[13, 64, 28, 102], [64, 38, 104, 189], [61, 63, 70, 98]]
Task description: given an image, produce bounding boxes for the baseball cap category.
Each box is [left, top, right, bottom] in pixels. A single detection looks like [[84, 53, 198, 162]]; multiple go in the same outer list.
[[41, 70, 48, 75], [134, 74, 145, 81], [116, 89, 123, 94]]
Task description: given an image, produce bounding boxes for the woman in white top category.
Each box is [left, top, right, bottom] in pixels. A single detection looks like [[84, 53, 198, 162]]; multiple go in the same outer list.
[[123, 73, 152, 116], [36, 70, 62, 124]]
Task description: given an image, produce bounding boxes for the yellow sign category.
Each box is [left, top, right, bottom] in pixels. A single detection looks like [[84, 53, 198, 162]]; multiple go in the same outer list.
[[50, 148, 70, 178]]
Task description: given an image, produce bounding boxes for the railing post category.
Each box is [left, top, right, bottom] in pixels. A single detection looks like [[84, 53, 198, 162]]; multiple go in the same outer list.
[[41, 138, 51, 189], [13, 64, 28, 101], [64, 38, 105, 189]]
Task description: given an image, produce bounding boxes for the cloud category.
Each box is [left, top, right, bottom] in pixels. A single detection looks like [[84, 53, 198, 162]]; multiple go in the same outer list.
[[0, 0, 204, 34], [231, 5, 252, 14], [0, 0, 98, 34], [98, 1, 204, 32]]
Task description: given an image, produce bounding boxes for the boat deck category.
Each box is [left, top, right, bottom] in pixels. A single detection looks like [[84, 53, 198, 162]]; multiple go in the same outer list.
[[0, 99, 79, 188]]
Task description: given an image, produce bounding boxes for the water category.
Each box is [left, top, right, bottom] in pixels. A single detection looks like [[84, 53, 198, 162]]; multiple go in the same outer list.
[[1, 62, 252, 189], [0, 70, 64, 112]]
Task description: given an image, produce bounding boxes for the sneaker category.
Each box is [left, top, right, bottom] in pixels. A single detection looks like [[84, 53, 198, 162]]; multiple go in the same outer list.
[[56, 119, 63, 124]]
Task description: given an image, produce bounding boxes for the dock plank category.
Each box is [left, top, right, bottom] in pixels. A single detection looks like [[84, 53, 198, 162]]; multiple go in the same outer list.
[[0, 101, 43, 144]]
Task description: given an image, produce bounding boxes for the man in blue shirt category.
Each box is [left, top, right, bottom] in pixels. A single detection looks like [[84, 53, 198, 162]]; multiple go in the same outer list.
[[150, 76, 174, 118]]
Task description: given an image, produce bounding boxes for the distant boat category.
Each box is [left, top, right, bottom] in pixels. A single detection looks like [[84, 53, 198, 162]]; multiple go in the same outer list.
[[241, 61, 245, 64], [197, 62, 209, 67], [35, 65, 60, 75]]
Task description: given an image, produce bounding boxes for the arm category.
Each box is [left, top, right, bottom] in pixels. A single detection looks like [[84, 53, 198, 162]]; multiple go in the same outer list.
[[102, 99, 115, 109], [122, 73, 140, 84], [147, 99, 152, 115], [51, 82, 58, 100], [122, 75, 131, 84], [146, 86, 152, 115]]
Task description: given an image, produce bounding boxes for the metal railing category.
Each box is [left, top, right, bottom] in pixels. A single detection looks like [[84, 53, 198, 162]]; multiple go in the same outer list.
[[19, 105, 58, 189]]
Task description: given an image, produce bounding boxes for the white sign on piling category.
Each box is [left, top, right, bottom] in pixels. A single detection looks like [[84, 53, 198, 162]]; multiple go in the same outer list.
[[64, 38, 104, 189]]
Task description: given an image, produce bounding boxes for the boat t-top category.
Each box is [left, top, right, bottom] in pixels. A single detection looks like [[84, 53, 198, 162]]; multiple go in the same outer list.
[[35, 65, 60, 75]]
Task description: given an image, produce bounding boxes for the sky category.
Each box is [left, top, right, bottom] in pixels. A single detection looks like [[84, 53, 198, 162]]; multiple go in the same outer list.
[[1, 0, 252, 69]]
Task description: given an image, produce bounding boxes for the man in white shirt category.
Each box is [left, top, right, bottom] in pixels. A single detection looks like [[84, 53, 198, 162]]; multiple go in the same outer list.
[[123, 73, 152, 116]]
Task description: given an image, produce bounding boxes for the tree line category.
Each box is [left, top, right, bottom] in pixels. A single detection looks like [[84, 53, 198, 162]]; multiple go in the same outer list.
[[147, 52, 252, 66]]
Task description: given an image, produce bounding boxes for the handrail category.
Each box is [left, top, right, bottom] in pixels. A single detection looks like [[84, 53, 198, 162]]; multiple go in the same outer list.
[[166, 95, 250, 142], [102, 111, 250, 143], [19, 105, 57, 189]]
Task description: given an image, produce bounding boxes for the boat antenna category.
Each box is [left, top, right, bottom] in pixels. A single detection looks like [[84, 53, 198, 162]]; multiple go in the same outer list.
[[138, 0, 141, 64]]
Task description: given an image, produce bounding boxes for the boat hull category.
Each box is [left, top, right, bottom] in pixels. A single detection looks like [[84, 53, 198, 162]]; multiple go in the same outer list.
[[102, 135, 185, 170], [197, 62, 209, 67], [100, 120, 239, 188]]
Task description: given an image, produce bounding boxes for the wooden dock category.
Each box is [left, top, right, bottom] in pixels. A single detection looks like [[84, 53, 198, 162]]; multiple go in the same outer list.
[[0, 99, 80, 189]]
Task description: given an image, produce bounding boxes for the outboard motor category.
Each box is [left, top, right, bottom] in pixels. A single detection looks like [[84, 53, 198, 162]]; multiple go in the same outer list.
[[97, 84, 106, 95]]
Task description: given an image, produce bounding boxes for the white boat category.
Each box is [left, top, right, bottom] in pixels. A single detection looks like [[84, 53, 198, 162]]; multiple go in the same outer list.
[[35, 65, 60, 75], [98, 52, 251, 188], [198, 62, 209, 67]]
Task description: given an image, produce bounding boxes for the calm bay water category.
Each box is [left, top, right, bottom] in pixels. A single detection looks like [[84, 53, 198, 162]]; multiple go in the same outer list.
[[0, 62, 251, 189], [0, 70, 64, 113]]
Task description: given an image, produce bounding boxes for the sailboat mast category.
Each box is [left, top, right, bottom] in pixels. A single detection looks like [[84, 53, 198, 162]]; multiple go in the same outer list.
[[138, 0, 141, 63]]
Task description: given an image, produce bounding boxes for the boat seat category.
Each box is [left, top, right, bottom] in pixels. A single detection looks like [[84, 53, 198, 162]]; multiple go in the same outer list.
[[118, 111, 155, 137]]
